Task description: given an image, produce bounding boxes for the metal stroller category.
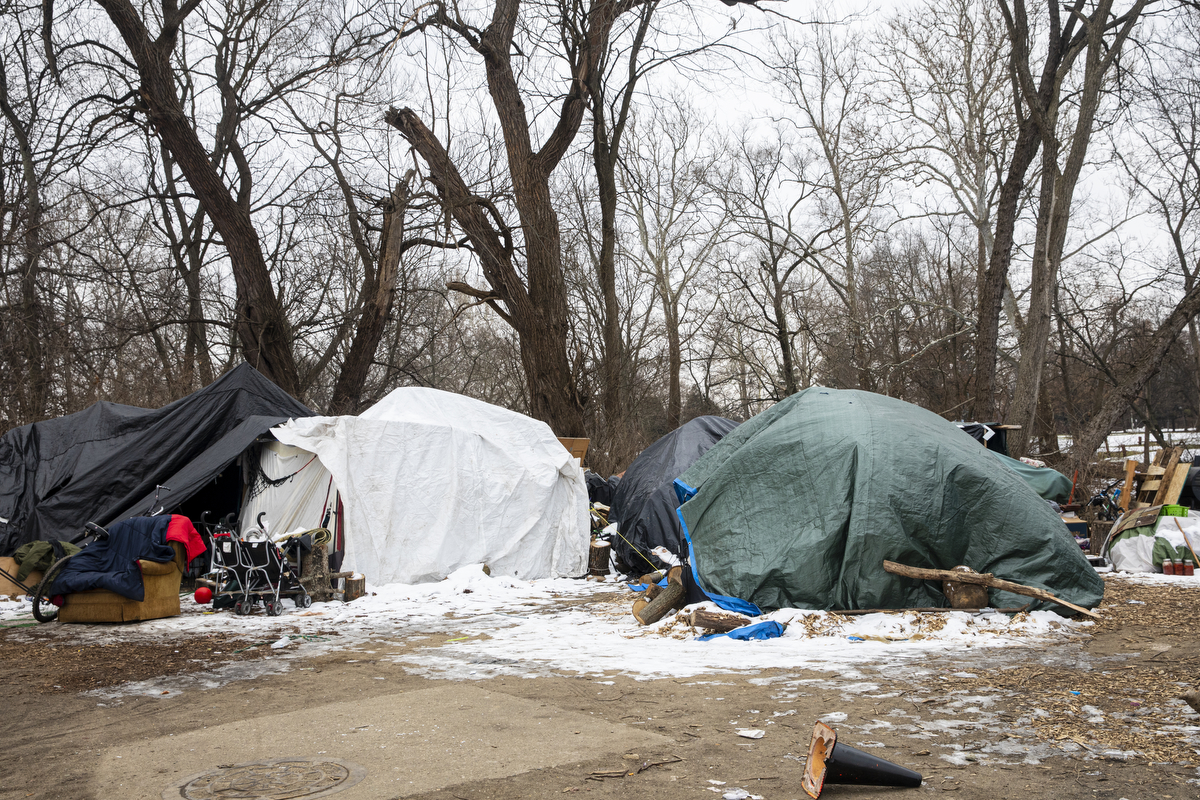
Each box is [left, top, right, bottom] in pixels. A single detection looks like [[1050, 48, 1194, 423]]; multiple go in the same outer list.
[[209, 513, 312, 616]]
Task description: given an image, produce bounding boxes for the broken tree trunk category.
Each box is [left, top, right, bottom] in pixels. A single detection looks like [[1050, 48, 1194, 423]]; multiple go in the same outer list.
[[633, 584, 684, 625], [882, 560, 1099, 619], [830, 606, 1030, 615], [299, 543, 336, 603], [688, 609, 753, 633]]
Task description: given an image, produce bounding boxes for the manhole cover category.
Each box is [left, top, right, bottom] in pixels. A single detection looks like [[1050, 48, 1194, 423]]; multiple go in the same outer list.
[[166, 757, 366, 800]]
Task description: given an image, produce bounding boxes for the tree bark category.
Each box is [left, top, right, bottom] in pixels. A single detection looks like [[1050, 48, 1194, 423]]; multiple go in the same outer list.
[[663, 292, 682, 428], [972, 93, 1041, 421], [92, 0, 301, 397], [688, 609, 753, 633]]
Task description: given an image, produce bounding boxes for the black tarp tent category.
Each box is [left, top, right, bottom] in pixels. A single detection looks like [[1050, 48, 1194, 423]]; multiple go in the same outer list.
[[610, 415, 739, 573], [0, 363, 312, 554]]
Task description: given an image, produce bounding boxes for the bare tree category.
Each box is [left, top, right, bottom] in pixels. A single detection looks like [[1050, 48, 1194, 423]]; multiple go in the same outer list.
[[384, 0, 666, 435], [971, 0, 1151, 433], [716, 130, 835, 399], [622, 97, 727, 428], [769, 19, 893, 390]]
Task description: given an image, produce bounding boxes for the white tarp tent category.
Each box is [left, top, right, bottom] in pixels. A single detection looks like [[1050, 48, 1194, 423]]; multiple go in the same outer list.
[[269, 388, 589, 584]]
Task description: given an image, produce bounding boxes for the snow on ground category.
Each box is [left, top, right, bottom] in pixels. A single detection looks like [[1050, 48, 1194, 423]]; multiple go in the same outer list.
[[0, 564, 1092, 693], [1103, 571, 1200, 587]]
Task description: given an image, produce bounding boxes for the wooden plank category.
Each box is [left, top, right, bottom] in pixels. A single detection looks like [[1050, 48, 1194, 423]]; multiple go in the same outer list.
[[1109, 505, 1163, 538], [557, 437, 589, 463], [1162, 460, 1191, 507], [1136, 464, 1167, 507], [1152, 447, 1185, 506], [1119, 458, 1138, 512]]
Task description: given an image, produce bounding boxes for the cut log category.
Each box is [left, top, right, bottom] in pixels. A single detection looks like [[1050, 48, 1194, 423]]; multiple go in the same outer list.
[[883, 560, 1100, 619], [639, 570, 665, 585], [299, 543, 335, 602], [643, 582, 662, 600], [1119, 458, 1137, 512], [688, 609, 753, 633], [344, 575, 366, 602], [666, 566, 683, 585], [588, 539, 611, 576], [633, 582, 685, 625], [941, 565, 990, 609], [632, 596, 650, 620]]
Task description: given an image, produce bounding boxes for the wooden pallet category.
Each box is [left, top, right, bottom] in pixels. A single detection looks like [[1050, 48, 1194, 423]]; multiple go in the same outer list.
[[1118, 446, 1189, 512]]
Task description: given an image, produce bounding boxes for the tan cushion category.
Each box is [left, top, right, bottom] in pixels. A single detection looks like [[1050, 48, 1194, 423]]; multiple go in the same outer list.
[[139, 559, 177, 577]]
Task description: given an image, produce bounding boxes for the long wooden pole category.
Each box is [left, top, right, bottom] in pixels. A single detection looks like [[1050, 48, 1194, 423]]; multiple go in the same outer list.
[[882, 561, 1100, 619]]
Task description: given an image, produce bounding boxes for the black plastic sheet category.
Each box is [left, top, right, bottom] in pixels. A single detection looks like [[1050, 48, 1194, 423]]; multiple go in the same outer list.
[[610, 415, 738, 572], [0, 364, 312, 555]]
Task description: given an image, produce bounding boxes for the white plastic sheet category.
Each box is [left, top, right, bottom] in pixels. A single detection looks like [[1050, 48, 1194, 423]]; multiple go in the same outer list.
[[240, 441, 337, 538], [271, 388, 589, 584]]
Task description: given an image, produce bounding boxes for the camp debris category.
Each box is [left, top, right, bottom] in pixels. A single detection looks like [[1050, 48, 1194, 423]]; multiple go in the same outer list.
[[1, 367, 592, 603], [801, 720, 922, 798], [632, 566, 685, 625]]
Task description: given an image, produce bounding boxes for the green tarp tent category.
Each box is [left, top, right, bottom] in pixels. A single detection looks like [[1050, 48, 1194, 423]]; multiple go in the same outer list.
[[674, 388, 1104, 616]]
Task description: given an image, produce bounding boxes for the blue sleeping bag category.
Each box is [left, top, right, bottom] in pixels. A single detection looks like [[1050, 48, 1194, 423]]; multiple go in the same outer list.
[[49, 516, 176, 601]]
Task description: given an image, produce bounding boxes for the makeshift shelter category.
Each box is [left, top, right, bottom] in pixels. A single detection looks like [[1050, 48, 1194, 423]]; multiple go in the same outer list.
[[0, 364, 312, 555], [267, 387, 590, 585], [674, 387, 1104, 615], [610, 416, 739, 573], [1107, 510, 1200, 572]]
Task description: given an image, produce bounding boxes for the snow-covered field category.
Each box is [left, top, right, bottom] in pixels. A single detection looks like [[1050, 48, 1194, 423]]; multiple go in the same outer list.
[[0, 564, 1097, 694], [1063, 429, 1200, 460]]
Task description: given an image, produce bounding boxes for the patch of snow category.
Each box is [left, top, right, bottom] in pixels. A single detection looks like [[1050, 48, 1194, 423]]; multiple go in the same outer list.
[[2, 564, 1103, 694]]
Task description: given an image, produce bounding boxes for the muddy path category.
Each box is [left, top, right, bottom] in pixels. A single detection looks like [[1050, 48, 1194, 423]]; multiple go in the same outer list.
[[1, 578, 1197, 800]]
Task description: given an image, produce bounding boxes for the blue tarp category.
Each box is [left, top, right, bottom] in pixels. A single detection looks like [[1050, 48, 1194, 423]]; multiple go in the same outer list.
[[697, 620, 786, 642]]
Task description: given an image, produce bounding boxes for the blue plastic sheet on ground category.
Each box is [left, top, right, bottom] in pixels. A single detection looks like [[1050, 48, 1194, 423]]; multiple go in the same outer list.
[[696, 620, 786, 642], [627, 578, 669, 592]]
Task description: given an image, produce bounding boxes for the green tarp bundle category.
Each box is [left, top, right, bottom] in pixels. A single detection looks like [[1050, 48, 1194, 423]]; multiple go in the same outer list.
[[674, 387, 1104, 615]]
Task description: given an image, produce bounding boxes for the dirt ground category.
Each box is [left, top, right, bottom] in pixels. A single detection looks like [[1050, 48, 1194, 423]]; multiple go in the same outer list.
[[1, 580, 1198, 800]]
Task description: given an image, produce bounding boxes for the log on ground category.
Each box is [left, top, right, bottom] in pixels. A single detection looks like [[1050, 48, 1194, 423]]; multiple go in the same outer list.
[[882, 560, 1099, 619]]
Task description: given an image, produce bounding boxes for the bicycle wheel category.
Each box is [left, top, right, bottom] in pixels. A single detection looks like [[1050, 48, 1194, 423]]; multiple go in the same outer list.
[[31, 555, 73, 623]]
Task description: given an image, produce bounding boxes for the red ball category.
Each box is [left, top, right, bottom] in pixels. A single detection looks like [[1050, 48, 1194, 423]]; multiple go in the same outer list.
[[194, 586, 213, 604]]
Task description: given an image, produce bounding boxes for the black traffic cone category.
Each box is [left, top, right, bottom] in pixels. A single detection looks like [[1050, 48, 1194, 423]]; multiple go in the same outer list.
[[801, 721, 922, 798]]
